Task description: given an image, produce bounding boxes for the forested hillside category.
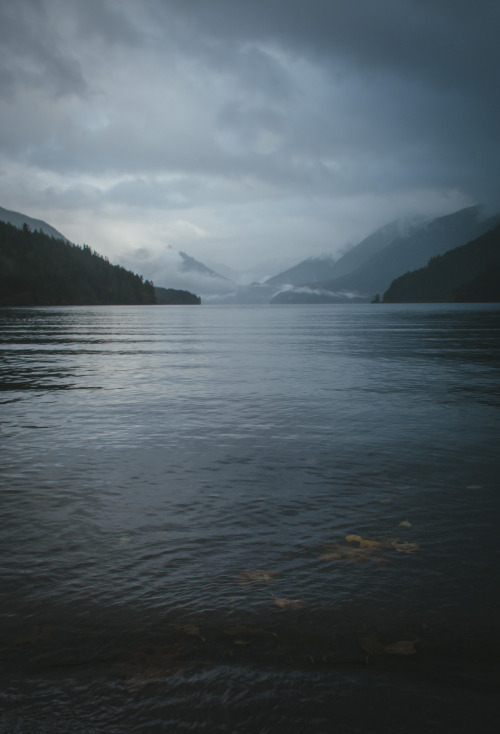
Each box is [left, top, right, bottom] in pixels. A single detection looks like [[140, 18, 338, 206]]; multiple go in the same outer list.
[[154, 286, 201, 304], [0, 220, 156, 306], [318, 206, 498, 300], [382, 223, 500, 303]]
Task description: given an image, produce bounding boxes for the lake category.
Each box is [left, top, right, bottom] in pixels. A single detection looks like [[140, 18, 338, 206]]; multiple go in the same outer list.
[[1, 303, 499, 732]]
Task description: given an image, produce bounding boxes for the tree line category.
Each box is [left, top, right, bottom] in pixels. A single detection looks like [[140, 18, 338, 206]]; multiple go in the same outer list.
[[0, 220, 155, 306], [382, 223, 500, 303]]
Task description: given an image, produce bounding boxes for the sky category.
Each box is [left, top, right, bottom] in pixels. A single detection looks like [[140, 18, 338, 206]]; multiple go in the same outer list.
[[1, 0, 499, 282]]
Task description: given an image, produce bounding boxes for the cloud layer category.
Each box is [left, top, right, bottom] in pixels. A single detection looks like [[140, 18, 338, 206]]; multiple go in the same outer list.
[[1, 0, 498, 276]]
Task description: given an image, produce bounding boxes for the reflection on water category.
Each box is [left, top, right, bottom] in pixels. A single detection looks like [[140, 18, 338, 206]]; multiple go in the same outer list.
[[1, 304, 499, 732]]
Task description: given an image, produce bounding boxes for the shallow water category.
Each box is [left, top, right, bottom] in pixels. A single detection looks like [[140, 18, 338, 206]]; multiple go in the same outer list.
[[1, 303, 499, 732]]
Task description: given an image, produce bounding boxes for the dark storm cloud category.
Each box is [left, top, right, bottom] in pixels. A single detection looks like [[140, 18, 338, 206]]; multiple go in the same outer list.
[[0, 0, 499, 269], [166, 0, 498, 91], [0, 0, 87, 99], [69, 0, 142, 45], [158, 0, 500, 194]]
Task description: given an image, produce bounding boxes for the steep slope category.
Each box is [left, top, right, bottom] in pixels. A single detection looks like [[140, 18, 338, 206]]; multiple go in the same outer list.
[[317, 206, 499, 300], [264, 254, 339, 288], [0, 205, 70, 242], [264, 218, 423, 288], [0, 220, 156, 306], [382, 223, 500, 302], [154, 287, 201, 304], [178, 250, 229, 280]]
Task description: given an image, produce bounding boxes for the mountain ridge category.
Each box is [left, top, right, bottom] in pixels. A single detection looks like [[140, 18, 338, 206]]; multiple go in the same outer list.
[[0, 219, 156, 306], [272, 206, 500, 303], [0, 211, 201, 306], [4, 203, 498, 305], [0, 205, 70, 242], [316, 206, 500, 298], [382, 222, 500, 303], [265, 216, 426, 289]]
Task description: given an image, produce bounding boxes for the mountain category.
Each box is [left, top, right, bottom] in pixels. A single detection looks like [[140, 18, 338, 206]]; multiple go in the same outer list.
[[265, 218, 424, 289], [382, 223, 500, 303], [177, 250, 227, 279], [264, 254, 340, 288], [272, 206, 500, 303], [119, 245, 234, 299], [154, 287, 201, 305], [231, 217, 425, 305], [316, 206, 500, 299], [1, 207, 203, 305], [0, 219, 156, 306], [0, 205, 70, 242]]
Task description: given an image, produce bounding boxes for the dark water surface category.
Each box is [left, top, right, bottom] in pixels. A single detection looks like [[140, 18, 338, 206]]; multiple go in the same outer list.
[[1, 304, 499, 732]]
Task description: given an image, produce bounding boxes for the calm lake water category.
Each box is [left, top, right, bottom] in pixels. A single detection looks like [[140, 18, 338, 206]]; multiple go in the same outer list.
[[1, 303, 499, 733]]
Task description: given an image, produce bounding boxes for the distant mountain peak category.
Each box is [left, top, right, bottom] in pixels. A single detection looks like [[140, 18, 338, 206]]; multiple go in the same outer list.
[[178, 251, 230, 280], [263, 216, 422, 289], [277, 205, 499, 303]]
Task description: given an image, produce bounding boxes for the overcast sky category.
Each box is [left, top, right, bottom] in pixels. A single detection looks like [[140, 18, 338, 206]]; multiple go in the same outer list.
[[1, 0, 499, 277]]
